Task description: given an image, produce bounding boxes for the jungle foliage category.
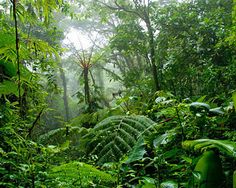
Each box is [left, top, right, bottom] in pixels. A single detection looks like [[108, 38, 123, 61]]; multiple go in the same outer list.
[[0, 0, 236, 188]]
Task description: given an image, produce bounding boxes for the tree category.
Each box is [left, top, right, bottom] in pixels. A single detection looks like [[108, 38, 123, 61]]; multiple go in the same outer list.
[[97, 0, 161, 91], [59, 62, 70, 121], [153, 0, 235, 98]]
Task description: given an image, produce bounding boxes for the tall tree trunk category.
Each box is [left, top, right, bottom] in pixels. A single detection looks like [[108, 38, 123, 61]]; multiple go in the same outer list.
[[59, 64, 70, 121], [145, 13, 160, 91], [83, 67, 91, 112]]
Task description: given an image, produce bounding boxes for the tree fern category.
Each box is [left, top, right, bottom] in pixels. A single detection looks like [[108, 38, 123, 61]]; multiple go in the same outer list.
[[87, 115, 156, 164]]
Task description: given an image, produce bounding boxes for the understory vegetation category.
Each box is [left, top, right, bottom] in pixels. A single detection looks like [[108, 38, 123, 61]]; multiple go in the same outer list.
[[0, 0, 236, 187]]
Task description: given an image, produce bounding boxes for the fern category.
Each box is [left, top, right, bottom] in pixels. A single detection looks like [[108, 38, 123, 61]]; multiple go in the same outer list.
[[38, 126, 89, 145], [87, 115, 156, 164], [49, 161, 116, 188]]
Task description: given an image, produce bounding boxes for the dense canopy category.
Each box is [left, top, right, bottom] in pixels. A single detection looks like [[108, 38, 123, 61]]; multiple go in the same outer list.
[[0, 0, 235, 187]]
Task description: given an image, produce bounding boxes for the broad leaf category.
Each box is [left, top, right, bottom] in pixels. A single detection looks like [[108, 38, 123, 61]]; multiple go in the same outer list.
[[0, 80, 23, 96], [125, 137, 146, 164], [182, 139, 236, 158], [88, 115, 156, 164]]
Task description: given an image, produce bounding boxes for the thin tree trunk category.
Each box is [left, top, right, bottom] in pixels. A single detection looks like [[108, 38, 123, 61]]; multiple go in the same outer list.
[[59, 64, 70, 121], [83, 67, 91, 112], [12, 0, 22, 113], [145, 15, 160, 91]]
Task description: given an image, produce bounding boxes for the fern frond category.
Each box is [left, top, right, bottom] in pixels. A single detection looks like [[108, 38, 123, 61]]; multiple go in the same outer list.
[[38, 127, 65, 144], [38, 126, 87, 145], [88, 115, 156, 164]]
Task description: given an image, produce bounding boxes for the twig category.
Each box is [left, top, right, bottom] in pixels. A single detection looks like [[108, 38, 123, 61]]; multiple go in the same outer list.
[[28, 108, 44, 138]]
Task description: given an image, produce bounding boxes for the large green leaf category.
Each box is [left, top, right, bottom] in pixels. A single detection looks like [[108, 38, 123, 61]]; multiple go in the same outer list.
[[0, 60, 17, 77], [125, 137, 146, 164], [0, 60, 32, 80], [88, 115, 156, 164], [0, 80, 23, 96], [189, 150, 224, 188], [182, 139, 236, 158]]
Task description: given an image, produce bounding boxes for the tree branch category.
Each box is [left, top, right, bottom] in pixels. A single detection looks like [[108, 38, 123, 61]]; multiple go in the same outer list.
[[28, 108, 44, 138]]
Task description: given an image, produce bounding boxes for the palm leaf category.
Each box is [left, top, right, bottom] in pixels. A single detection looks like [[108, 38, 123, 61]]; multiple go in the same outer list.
[[182, 139, 236, 158], [87, 115, 156, 164]]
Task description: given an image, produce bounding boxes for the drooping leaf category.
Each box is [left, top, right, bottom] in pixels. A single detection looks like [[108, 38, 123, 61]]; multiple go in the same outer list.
[[209, 107, 224, 116], [182, 139, 236, 158], [125, 137, 146, 164], [190, 102, 210, 114]]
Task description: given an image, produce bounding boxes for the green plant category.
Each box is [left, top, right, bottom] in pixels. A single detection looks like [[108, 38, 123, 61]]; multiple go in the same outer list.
[[188, 150, 225, 188], [183, 139, 236, 188], [0, 121, 53, 187], [86, 115, 156, 164], [183, 139, 236, 158], [48, 161, 116, 187]]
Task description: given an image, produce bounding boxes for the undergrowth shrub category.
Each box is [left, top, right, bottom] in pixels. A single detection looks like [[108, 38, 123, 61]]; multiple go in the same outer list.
[[48, 161, 116, 187]]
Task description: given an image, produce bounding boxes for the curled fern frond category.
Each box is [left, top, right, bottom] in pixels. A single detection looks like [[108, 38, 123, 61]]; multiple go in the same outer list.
[[87, 115, 156, 164]]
